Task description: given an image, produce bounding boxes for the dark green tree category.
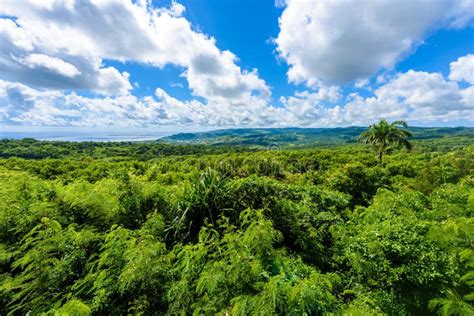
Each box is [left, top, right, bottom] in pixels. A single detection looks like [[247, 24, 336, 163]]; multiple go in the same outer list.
[[358, 119, 412, 163]]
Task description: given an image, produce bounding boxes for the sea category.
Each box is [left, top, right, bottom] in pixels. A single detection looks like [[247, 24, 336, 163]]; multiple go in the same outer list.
[[0, 126, 215, 142]]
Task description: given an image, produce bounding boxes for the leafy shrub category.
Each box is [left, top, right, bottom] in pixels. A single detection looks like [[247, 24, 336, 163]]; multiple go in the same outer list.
[[0, 138, 472, 314], [327, 162, 390, 206]]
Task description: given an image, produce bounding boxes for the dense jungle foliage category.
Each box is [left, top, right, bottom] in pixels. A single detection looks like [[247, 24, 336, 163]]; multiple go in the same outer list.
[[0, 135, 473, 315]]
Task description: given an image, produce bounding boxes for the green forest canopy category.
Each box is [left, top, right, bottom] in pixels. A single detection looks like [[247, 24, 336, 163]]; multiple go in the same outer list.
[[160, 126, 474, 147], [0, 134, 473, 315]]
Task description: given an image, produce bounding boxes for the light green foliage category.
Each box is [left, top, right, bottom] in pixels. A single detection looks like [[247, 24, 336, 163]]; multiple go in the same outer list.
[[0, 136, 472, 314], [0, 170, 58, 243], [1, 218, 100, 314], [56, 178, 122, 229], [49, 299, 92, 316], [333, 189, 458, 313], [80, 225, 170, 314]]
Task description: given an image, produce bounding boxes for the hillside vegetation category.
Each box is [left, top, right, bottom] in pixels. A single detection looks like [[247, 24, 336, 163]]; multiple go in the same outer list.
[[0, 135, 473, 315], [160, 126, 474, 147]]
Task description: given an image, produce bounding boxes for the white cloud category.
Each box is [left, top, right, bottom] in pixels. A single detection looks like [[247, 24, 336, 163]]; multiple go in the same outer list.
[[279, 58, 474, 126], [340, 69, 474, 125], [275, 0, 474, 87], [354, 78, 370, 89], [0, 19, 132, 95], [461, 85, 474, 106], [1, 59, 473, 128], [449, 54, 474, 84], [260, 87, 343, 126], [0, 2, 472, 128], [0, 79, 279, 127], [22, 54, 81, 78], [376, 73, 391, 85], [170, 82, 183, 88], [0, 0, 270, 103], [376, 71, 463, 109]]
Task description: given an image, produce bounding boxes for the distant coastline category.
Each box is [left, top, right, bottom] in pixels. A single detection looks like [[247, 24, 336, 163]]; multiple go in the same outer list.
[[1, 126, 472, 145], [0, 131, 172, 142]]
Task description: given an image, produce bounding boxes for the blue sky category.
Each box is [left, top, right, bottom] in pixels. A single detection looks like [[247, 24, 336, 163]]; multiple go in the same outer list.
[[104, 0, 289, 101], [0, 0, 473, 131], [112, 1, 472, 103]]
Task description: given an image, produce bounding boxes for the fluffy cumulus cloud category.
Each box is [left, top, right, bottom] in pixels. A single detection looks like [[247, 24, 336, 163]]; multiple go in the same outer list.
[[340, 70, 474, 125], [0, 0, 472, 128], [449, 54, 474, 84], [2, 54, 472, 127], [0, 0, 269, 103], [275, 0, 474, 87], [21, 54, 81, 78], [0, 18, 132, 95], [0, 79, 282, 127]]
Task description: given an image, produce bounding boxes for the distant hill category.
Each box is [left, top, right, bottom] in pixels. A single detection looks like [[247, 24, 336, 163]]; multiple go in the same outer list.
[[159, 126, 474, 148]]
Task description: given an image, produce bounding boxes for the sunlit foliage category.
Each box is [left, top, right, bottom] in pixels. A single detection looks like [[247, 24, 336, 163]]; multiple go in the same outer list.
[[0, 135, 473, 314]]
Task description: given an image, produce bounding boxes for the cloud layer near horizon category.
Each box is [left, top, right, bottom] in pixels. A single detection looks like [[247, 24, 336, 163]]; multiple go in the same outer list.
[[2, 55, 472, 127], [0, 0, 473, 128]]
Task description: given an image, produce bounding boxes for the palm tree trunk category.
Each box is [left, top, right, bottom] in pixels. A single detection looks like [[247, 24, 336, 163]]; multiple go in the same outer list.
[[378, 150, 383, 164]]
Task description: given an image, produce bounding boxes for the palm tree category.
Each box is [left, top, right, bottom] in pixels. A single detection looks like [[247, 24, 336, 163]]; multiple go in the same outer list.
[[358, 119, 412, 163]]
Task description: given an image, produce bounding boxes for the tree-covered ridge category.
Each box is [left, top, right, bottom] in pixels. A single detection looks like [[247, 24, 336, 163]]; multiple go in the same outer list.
[[0, 136, 473, 315], [1, 127, 473, 160], [161, 126, 474, 147], [0, 138, 255, 160]]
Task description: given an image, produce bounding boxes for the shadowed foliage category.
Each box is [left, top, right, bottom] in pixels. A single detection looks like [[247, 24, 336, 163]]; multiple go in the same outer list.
[[0, 134, 473, 315]]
